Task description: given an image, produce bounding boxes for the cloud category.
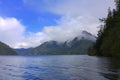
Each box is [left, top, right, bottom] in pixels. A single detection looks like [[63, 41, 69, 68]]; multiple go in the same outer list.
[[43, 15, 99, 42], [23, 0, 115, 17], [0, 17, 45, 48], [23, 0, 115, 39], [0, 17, 25, 47], [0, 0, 115, 48], [37, 0, 114, 42], [19, 32, 46, 48]]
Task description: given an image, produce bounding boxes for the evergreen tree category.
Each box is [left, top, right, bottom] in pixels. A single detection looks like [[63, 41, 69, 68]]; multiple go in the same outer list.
[[93, 0, 120, 57]]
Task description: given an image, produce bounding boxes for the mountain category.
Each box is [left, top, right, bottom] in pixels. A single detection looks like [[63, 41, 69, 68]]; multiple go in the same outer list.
[[0, 41, 17, 55], [81, 31, 96, 41], [27, 31, 96, 55], [14, 48, 32, 55]]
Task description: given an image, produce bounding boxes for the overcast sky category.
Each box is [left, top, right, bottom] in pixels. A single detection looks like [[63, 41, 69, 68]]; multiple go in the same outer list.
[[0, 0, 115, 48]]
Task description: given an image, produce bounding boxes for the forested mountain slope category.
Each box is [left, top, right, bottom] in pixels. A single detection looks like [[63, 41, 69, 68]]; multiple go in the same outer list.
[[0, 41, 17, 55]]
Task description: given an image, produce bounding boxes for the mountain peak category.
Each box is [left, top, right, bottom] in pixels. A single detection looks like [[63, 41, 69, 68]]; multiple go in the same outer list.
[[81, 31, 96, 41], [82, 31, 93, 36]]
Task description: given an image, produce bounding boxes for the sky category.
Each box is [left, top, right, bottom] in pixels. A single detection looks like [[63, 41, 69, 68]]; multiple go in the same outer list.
[[0, 0, 115, 48]]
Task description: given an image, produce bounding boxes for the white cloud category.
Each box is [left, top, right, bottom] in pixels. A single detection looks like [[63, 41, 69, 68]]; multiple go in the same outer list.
[[0, 17, 25, 47], [23, 0, 115, 42], [23, 0, 115, 17], [48, 0, 115, 18], [0, 17, 45, 48], [20, 32, 46, 48], [43, 15, 99, 42]]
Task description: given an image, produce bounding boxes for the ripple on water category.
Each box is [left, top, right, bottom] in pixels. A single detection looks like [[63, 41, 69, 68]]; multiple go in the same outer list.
[[0, 55, 119, 80]]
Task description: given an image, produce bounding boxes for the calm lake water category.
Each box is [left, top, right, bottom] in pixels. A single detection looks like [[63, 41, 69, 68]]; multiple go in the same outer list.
[[0, 55, 119, 80]]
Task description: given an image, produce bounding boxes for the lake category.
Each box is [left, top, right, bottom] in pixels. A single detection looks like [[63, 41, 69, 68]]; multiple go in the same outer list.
[[0, 55, 119, 80]]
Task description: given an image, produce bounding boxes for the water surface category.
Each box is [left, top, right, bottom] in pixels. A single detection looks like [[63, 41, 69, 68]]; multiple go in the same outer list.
[[0, 55, 119, 80]]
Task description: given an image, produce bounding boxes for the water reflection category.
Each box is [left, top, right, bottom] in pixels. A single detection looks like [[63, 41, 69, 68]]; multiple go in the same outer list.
[[0, 55, 119, 80], [101, 58, 120, 80]]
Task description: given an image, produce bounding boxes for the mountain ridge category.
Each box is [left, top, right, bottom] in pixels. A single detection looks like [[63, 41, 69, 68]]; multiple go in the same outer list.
[[27, 31, 96, 55]]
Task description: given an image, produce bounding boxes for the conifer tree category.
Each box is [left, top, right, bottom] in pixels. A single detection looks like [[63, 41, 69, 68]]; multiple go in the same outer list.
[[93, 0, 120, 57]]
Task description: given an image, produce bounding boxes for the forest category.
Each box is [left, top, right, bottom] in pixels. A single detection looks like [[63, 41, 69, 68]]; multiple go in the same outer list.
[[89, 0, 120, 57]]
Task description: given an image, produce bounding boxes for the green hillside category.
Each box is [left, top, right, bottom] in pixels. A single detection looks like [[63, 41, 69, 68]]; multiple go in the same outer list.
[[0, 41, 17, 55]]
